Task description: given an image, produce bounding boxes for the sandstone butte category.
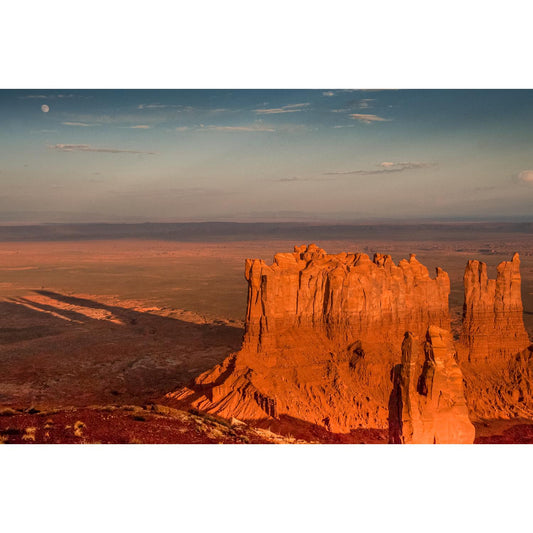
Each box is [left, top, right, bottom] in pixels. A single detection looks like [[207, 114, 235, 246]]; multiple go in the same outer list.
[[166, 244, 532, 441], [459, 253, 530, 362], [389, 326, 475, 444]]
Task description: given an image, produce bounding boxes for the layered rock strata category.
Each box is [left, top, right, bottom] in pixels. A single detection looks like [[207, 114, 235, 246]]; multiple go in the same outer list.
[[459, 253, 529, 362], [243, 244, 450, 351], [167, 244, 451, 432], [167, 246, 532, 433], [389, 326, 475, 444]]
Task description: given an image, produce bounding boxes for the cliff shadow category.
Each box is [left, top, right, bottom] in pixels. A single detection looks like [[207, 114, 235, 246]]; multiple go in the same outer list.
[[0, 291, 243, 408], [245, 414, 388, 444], [387, 364, 403, 444]]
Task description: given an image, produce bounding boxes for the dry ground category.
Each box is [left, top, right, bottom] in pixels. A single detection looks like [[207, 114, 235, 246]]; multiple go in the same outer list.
[[1, 234, 532, 443]]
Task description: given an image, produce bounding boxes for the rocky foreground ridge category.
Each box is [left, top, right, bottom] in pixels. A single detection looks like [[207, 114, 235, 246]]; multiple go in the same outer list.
[[166, 245, 532, 442]]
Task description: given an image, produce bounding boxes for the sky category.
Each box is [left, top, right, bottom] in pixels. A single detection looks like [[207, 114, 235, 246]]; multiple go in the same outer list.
[[1, 89, 533, 224]]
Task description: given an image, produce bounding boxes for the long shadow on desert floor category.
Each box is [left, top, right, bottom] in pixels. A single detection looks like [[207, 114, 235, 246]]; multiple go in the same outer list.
[[0, 291, 243, 409]]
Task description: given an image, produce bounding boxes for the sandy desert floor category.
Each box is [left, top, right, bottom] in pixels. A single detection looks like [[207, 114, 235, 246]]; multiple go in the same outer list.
[[1, 235, 532, 443]]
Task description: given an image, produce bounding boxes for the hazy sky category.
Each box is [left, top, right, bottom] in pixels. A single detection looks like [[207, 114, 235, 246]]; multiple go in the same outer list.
[[1, 89, 533, 223]]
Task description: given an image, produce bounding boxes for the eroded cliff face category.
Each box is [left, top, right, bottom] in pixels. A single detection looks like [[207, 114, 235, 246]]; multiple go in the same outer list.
[[167, 245, 451, 432], [459, 253, 529, 363], [244, 244, 450, 352], [166, 246, 532, 435], [463, 344, 533, 420], [389, 326, 475, 444], [456, 254, 532, 421]]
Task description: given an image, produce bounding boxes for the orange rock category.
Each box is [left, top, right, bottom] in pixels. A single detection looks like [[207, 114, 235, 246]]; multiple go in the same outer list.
[[389, 326, 475, 444], [459, 253, 530, 362], [167, 245, 533, 436], [502, 345, 533, 415], [167, 244, 451, 432], [243, 244, 450, 353]]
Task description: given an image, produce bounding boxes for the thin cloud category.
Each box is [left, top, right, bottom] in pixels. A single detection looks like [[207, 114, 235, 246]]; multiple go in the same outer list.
[[129, 125, 151, 129], [254, 103, 310, 115], [516, 170, 533, 185], [175, 126, 190, 131], [349, 113, 390, 124], [49, 144, 156, 155], [63, 113, 167, 126], [332, 98, 376, 112], [19, 94, 77, 100], [275, 176, 312, 182], [137, 103, 226, 113], [19, 94, 48, 99], [61, 122, 98, 127], [358, 98, 375, 109], [138, 103, 172, 109], [200, 125, 275, 132], [137, 103, 187, 110], [322, 90, 362, 97], [324, 161, 435, 176]]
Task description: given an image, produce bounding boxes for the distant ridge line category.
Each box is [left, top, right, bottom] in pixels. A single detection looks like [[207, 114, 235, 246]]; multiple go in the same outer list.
[[0, 221, 531, 242]]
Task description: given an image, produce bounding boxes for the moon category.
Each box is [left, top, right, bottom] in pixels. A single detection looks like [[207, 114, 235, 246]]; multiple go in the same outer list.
[[41, 104, 50, 113]]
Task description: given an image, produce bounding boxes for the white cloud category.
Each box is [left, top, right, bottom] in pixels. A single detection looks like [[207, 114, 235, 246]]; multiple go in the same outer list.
[[349, 113, 390, 124], [61, 122, 97, 127], [49, 144, 156, 155], [275, 176, 311, 182], [129, 125, 151, 129], [358, 98, 375, 109], [19, 94, 78, 100], [137, 103, 186, 110], [322, 91, 335, 97], [254, 103, 310, 115], [517, 170, 533, 185], [200, 125, 275, 132], [138, 103, 170, 109], [325, 161, 435, 176], [19, 94, 48, 99]]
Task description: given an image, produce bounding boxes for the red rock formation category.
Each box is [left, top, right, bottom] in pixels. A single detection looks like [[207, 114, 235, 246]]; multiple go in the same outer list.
[[506, 345, 533, 415], [459, 253, 530, 363], [389, 326, 475, 444], [244, 244, 450, 352], [167, 244, 451, 432], [462, 343, 533, 421]]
